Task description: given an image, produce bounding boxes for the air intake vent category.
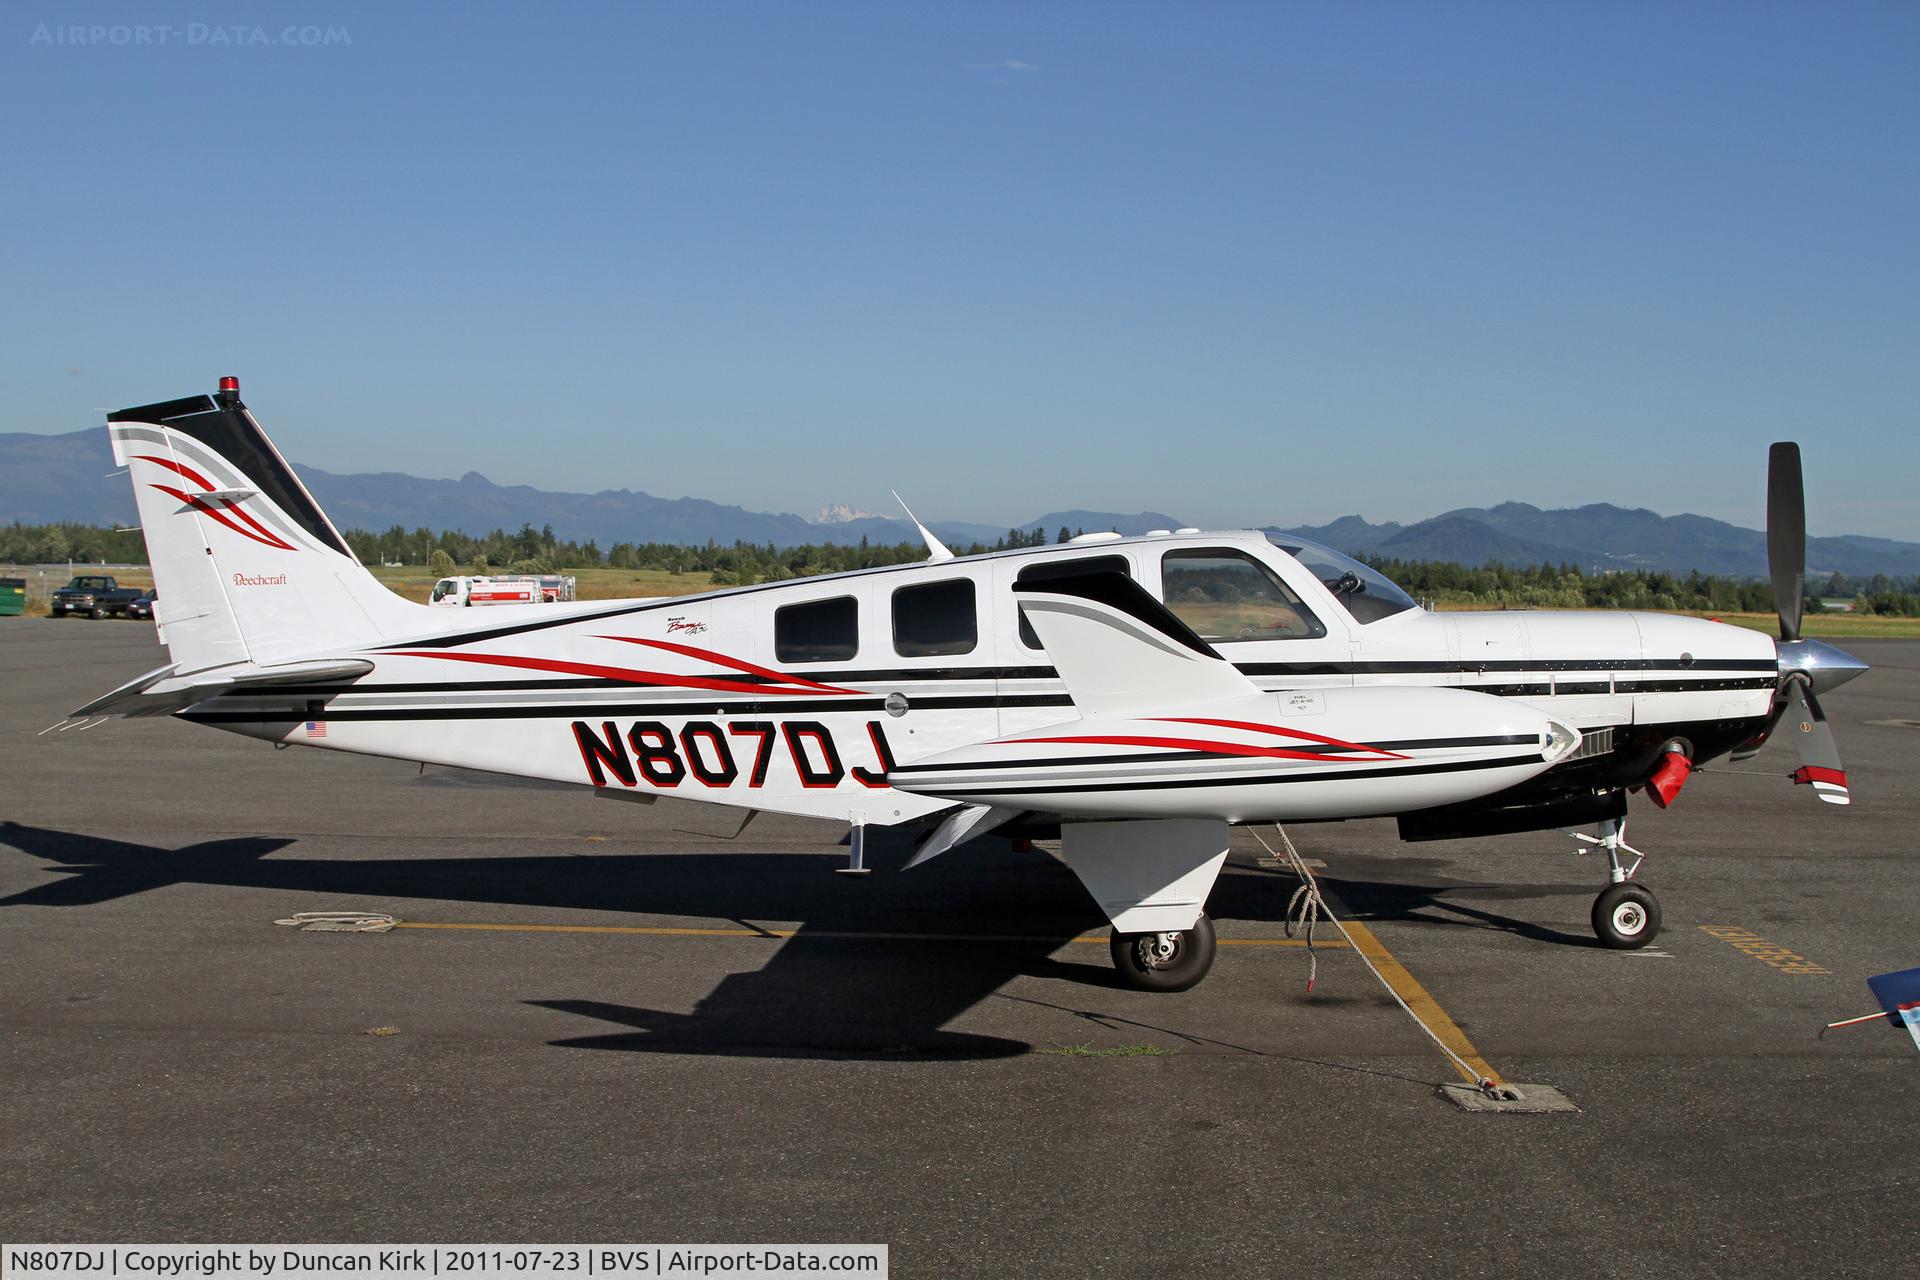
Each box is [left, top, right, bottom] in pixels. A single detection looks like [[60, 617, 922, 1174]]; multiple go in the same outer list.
[[1566, 726, 1616, 762]]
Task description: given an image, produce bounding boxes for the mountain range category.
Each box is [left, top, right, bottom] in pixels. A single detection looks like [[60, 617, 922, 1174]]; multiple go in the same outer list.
[[6, 427, 1918, 579]]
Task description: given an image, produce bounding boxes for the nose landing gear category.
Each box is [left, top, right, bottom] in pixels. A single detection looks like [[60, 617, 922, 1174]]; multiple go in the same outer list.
[[1572, 819, 1661, 949]]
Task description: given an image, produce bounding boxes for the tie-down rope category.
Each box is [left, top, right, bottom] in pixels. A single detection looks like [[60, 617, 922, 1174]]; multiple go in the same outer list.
[[1252, 825, 1499, 1094]]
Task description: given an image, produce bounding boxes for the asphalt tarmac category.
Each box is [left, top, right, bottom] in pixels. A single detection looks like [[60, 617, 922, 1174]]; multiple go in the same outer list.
[[3, 618, 1915, 1276]]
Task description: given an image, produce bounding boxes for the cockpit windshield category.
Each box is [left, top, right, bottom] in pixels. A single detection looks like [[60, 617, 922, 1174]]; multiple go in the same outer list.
[[1264, 535, 1420, 624]]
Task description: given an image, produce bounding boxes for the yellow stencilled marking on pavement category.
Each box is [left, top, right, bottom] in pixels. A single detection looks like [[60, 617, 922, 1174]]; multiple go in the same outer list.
[[1698, 925, 1833, 975], [1341, 920, 1504, 1086], [393, 921, 1347, 948]]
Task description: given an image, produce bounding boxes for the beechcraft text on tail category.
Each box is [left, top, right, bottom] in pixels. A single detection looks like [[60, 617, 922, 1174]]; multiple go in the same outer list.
[[75, 377, 1868, 990]]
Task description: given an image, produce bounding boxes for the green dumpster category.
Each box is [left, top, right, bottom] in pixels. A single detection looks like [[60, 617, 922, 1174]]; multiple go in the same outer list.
[[0, 577, 25, 617]]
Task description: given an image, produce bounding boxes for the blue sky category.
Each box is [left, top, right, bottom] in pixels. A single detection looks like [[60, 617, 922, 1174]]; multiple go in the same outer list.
[[4, 1, 1915, 536]]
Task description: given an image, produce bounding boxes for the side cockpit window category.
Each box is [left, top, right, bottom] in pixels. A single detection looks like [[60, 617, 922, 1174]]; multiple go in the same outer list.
[[1016, 555, 1131, 650], [776, 596, 859, 663], [893, 578, 978, 657], [1160, 549, 1325, 641]]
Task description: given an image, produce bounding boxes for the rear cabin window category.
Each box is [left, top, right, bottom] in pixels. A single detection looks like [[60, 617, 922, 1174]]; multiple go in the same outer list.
[[775, 596, 859, 663], [1016, 555, 1131, 650], [892, 578, 978, 657], [1160, 549, 1325, 641]]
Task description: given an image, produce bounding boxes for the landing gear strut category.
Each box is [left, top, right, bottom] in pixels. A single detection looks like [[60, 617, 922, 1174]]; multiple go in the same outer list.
[[1573, 818, 1661, 949], [1110, 914, 1217, 992]]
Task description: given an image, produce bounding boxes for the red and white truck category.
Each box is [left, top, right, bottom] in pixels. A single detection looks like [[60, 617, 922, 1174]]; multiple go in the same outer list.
[[429, 574, 578, 607]]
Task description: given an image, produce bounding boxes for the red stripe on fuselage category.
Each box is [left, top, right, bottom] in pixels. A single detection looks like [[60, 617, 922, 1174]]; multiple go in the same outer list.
[[386, 649, 852, 697], [593, 634, 855, 694], [1014, 733, 1392, 764], [1148, 716, 1408, 760]]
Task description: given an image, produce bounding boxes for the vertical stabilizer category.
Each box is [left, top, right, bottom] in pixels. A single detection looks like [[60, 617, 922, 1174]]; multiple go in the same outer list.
[[107, 379, 430, 673]]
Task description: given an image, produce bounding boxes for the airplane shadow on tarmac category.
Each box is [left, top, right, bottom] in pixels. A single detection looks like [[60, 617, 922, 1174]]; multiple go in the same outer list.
[[0, 819, 1594, 1059]]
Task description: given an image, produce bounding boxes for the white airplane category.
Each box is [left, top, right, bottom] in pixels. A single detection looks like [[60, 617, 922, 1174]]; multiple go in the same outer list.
[[78, 378, 1867, 991]]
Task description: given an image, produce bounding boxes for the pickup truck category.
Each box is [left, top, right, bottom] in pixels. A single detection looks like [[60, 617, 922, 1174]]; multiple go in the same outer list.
[[50, 575, 145, 619]]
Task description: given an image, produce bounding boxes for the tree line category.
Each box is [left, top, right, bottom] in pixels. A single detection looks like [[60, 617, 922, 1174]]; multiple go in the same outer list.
[[1370, 557, 1920, 617], [338, 521, 1065, 585], [6, 520, 1919, 617]]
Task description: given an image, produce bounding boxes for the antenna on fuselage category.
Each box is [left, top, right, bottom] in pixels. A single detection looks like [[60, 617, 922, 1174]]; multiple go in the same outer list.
[[891, 490, 953, 561]]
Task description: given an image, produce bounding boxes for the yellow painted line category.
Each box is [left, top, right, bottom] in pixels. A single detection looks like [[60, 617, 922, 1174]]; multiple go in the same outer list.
[[1698, 925, 1832, 975], [395, 921, 1347, 948], [1341, 920, 1503, 1086], [399, 922, 794, 938]]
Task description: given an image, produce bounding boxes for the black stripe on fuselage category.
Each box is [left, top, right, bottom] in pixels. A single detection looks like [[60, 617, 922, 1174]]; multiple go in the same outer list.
[[197, 673, 1771, 722], [883, 733, 1542, 775], [898, 752, 1547, 797], [259, 663, 1775, 700], [177, 692, 1068, 724]]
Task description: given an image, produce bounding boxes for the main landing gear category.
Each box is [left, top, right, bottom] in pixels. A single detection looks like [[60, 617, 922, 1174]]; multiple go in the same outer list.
[[1572, 819, 1661, 949], [1110, 914, 1217, 992]]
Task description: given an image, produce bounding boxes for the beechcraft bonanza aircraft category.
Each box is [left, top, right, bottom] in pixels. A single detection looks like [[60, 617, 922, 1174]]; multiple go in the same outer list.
[[77, 378, 1868, 991]]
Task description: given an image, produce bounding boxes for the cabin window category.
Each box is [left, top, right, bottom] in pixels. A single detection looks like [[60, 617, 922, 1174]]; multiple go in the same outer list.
[[1160, 549, 1325, 641], [892, 578, 978, 658], [775, 595, 859, 663], [1016, 555, 1131, 650]]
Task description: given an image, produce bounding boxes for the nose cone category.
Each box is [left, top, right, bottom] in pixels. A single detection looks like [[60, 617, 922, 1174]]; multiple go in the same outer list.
[[1778, 638, 1870, 695], [1543, 719, 1584, 763]]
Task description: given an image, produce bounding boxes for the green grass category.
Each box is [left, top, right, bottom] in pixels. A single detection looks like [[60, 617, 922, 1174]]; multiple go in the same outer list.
[[365, 564, 714, 605], [14, 561, 1920, 635], [1433, 602, 1920, 638], [1038, 1043, 1179, 1057], [1673, 610, 1920, 639]]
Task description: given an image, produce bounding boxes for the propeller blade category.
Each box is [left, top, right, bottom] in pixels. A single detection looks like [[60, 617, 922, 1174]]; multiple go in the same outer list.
[[1768, 442, 1805, 642], [1782, 680, 1848, 805]]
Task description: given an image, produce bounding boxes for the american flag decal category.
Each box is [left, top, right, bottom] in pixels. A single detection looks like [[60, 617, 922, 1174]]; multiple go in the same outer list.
[[305, 720, 327, 739]]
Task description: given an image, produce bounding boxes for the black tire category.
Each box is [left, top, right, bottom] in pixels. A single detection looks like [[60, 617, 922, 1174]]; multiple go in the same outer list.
[[1110, 913, 1217, 992], [88, 606, 103, 620], [1592, 883, 1661, 949]]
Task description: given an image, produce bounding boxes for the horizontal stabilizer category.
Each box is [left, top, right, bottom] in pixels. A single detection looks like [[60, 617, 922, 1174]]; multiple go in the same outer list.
[[1014, 572, 1260, 716], [73, 658, 374, 719]]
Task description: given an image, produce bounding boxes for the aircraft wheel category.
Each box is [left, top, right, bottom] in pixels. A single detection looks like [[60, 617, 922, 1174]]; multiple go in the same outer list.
[[1592, 883, 1660, 950], [1110, 913, 1216, 992]]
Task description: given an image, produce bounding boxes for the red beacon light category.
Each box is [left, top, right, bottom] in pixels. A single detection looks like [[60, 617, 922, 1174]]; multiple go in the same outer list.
[[216, 375, 240, 408]]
